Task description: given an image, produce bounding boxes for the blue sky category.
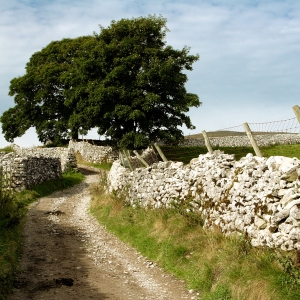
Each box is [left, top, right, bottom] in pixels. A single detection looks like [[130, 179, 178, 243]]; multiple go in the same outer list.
[[0, 0, 300, 147]]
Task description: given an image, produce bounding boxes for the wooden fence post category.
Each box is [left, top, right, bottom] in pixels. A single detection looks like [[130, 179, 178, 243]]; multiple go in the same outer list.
[[154, 143, 168, 162], [133, 150, 149, 167], [119, 151, 125, 167], [123, 150, 134, 171], [150, 145, 159, 162], [243, 122, 263, 157], [292, 105, 300, 123], [202, 130, 213, 154]]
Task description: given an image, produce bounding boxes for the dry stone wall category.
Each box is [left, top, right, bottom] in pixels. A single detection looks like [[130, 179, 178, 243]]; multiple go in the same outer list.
[[12, 144, 77, 172], [108, 151, 300, 251], [69, 140, 118, 163], [182, 133, 300, 147], [0, 152, 62, 192], [1, 140, 119, 192]]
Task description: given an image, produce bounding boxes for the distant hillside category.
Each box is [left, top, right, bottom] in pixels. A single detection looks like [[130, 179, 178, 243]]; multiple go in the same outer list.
[[184, 131, 293, 139], [185, 131, 246, 139]]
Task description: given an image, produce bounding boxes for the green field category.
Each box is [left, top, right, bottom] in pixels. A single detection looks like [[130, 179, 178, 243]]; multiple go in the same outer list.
[[160, 144, 300, 164]]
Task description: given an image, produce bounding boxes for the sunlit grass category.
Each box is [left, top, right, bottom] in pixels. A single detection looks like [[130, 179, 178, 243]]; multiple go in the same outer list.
[[90, 172, 300, 300], [0, 146, 14, 154], [75, 151, 112, 170], [160, 144, 300, 164], [261, 144, 300, 160]]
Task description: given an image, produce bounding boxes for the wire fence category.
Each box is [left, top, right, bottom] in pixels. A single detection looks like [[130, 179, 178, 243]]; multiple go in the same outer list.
[[208, 117, 300, 137], [156, 109, 300, 164], [121, 106, 300, 167], [249, 117, 300, 135]]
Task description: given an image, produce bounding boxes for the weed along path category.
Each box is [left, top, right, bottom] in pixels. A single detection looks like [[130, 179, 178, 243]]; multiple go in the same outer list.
[[9, 165, 193, 300]]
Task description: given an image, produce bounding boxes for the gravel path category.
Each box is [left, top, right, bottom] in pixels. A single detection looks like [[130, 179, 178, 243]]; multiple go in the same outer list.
[[9, 166, 196, 300]]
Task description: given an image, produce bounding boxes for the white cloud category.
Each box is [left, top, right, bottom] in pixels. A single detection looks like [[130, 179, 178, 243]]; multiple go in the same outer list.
[[0, 0, 299, 147]]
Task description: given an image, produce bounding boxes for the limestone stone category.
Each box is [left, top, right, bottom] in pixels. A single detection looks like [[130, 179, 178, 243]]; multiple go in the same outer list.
[[289, 227, 300, 240], [278, 223, 295, 235], [281, 240, 294, 251], [290, 204, 300, 220], [108, 149, 300, 251], [255, 216, 267, 229], [0, 152, 62, 191]]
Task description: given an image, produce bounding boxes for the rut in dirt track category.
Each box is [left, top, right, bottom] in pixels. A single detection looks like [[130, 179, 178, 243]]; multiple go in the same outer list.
[[9, 166, 194, 300]]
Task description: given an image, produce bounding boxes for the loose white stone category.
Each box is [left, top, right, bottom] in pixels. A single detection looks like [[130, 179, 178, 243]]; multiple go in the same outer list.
[[290, 204, 300, 220]]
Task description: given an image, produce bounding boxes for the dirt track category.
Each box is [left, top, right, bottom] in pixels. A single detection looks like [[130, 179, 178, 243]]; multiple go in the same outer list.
[[9, 166, 195, 300]]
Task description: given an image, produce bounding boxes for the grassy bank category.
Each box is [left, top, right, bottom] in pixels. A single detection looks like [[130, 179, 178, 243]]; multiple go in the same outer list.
[[0, 146, 14, 154], [160, 144, 300, 163], [76, 151, 112, 170], [90, 172, 300, 300], [0, 171, 85, 299]]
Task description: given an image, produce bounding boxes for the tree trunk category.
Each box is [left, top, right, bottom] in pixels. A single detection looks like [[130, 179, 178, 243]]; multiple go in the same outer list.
[[71, 129, 79, 140]]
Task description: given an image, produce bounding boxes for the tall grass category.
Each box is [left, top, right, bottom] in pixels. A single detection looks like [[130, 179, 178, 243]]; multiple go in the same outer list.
[[90, 172, 300, 300], [0, 171, 85, 299], [0, 146, 14, 154]]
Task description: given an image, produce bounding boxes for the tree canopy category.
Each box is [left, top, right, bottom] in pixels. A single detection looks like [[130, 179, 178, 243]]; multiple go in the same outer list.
[[1, 15, 201, 149], [1, 36, 96, 143]]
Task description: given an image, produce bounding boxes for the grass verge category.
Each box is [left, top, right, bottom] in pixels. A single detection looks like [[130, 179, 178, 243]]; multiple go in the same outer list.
[[0, 146, 14, 154], [0, 170, 85, 299], [90, 172, 300, 300], [75, 151, 112, 170]]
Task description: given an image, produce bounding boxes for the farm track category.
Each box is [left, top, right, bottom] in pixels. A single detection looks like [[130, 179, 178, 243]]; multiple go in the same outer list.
[[8, 165, 193, 300]]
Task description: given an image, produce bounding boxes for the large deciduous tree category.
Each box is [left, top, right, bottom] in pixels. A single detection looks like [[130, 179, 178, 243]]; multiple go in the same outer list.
[[1, 36, 96, 143], [1, 15, 201, 148], [71, 15, 201, 149]]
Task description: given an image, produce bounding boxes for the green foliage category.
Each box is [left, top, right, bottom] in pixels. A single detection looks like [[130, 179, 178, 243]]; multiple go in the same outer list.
[[1, 36, 96, 143], [0, 223, 22, 298], [273, 250, 300, 288], [0, 193, 21, 230], [87, 15, 201, 149], [202, 283, 233, 300], [1, 15, 200, 149]]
